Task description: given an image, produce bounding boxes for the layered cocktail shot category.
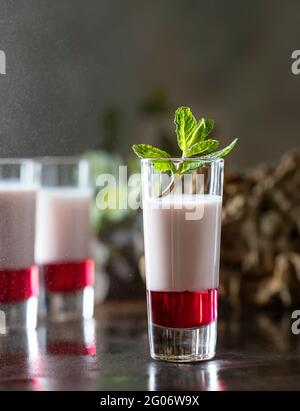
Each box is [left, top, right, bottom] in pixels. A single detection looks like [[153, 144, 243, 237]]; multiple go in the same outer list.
[[142, 160, 222, 361], [133, 106, 237, 362], [35, 158, 94, 322], [0, 160, 39, 332]]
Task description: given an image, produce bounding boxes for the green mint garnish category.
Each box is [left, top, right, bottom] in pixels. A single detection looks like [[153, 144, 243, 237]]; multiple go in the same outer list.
[[132, 106, 238, 175], [132, 144, 177, 173], [132, 144, 170, 159], [175, 107, 215, 155]]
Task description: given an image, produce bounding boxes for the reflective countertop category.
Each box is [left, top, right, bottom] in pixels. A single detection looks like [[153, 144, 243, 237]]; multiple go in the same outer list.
[[0, 301, 300, 391]]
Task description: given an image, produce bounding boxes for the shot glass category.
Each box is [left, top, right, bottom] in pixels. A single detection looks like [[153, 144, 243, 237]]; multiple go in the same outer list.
[[141, 158, 223, 362], [35, 158, 94, 322], [0, 159, 40, 333]]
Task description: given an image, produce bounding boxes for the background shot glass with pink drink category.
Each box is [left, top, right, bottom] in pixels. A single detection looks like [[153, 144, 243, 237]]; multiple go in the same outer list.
[[0, 159, 40, 333], [35, 158, 94, 322]]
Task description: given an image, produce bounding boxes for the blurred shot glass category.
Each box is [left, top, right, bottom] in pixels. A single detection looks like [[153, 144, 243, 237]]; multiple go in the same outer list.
[[0, 159, 40, 333], [35, 157, 94, 322]]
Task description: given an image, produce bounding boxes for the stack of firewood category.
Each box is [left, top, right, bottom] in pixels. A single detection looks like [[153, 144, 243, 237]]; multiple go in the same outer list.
[[220, 149, 300, 307]]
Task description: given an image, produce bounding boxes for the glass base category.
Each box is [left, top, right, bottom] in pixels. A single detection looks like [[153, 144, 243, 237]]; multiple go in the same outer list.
[[46, 286, 94, 322], [149, 321, 217, 363], [0, 297, 38, 334]]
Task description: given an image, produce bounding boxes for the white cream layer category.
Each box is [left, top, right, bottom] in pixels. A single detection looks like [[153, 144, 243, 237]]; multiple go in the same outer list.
[[35, 188, 92, 264], [143, 194, 222, 291], [0, 185, 37, 270]]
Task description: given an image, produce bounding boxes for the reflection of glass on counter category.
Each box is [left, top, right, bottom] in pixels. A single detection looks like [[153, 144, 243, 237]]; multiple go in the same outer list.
[[46, 319, 96, 356], [0, 330, 40, 390], [35, 158, 94, 322], [148, 361, 225, 391]]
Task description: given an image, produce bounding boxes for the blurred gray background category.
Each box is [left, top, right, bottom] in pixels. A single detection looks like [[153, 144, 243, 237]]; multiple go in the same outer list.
[[0, 0, 299, 169]]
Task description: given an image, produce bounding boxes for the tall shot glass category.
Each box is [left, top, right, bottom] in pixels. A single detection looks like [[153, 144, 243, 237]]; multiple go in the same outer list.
[[0, 159, 40, 333], [141, 158, 223, 362], [35, 158, 94, 322]]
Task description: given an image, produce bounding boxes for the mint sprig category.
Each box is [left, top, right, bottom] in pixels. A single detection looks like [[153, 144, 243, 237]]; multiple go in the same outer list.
[[184, 139, 219, 157], [132, 106, 238, 175]]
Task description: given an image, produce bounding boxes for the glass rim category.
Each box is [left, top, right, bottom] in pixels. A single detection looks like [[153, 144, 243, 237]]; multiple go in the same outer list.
[[141, 157, 224, 163]]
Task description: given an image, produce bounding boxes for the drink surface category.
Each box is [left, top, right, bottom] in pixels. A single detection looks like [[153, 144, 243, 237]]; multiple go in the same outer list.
[[35, 188, 92, 264], [0, 184, 37, 270], [148, 288, 218, 328], [143, 194, 222, 292]]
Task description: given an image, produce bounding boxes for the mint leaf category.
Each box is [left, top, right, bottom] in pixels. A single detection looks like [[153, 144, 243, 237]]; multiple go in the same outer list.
[[152, 160, 177, 174], [174, 107, 198, 153], [185, 139, 219, 157], [175, 108, 215, 156], [201, 138, 238, 160], [132, 144, 171, 159], [179, 160, 205, 175], [132, 144, 176, 174], [203, 119, 214, 139], [188, 118, 215, 146], [179, 138, 238, 174]]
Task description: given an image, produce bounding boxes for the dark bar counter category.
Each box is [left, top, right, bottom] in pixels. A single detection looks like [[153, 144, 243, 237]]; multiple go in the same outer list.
[[0, 301, 299, 391]]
